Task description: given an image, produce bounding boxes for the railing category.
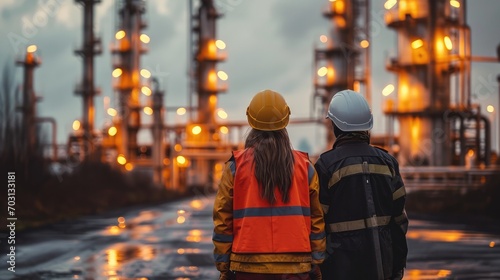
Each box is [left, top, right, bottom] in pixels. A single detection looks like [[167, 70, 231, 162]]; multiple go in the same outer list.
[[401, 166, 500, 193]]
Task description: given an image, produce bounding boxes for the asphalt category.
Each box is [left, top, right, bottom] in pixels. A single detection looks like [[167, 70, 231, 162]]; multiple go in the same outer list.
[[1, 195, 499, 280]]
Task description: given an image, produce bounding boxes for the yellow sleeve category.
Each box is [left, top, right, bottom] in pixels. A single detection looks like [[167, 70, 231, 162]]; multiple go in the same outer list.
[[308, 162, 326, 264], [213, 160, 235, 272]]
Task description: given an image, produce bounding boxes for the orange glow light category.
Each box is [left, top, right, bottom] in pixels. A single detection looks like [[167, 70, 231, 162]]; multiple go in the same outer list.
[[209, 95, 217, 105], [217, 71, 228, 81], [143, 107, 153, 115], [207, 70, 217, 90], [332, 0, 345, 14], [335, 17, 346, 28], [320, 35, 328, 43], [384, 0, 397, 10], [174, 144, 182, 152], [72, 120, 81, 131], [141, 86, 152, 96], [177, 107, 186, 115], [382, 84, 395, 96], [125, 163, 134, 171], [215, 40, 226, 50], [217, 109, 228, 119], [487, 105, 494, 113], [317, 66, 328, 77], [140, 69, 151, 79], [176, 156, 187, 165], [115, 30, 126, 40], [353, 81, 360, 93], [207, 40, 217, 59], [407, 229, 464, 242], [27, 45, 37, 53], [360, 40, 370, 48], [191, 125, 202, 135], [220, 126, 229, 134], [467, 149, 475, 157], [108, 226, 120, 235], [215, 163, 223, 172], [117, 154, 126, 165], [411, 39, 424, 49], [177, 216, 186, 224], [108, 126, 117, 136], [326, 67, 335, 84], [107, 108, 117, 117], [450, 0, 460, 8], [444, 36, 453, 50], [140, 34, 150, 44], [411, 119, 420, 143], [399, 79, 410, 111], [112, 68, 122, 78], [190, 200, 203, 210]]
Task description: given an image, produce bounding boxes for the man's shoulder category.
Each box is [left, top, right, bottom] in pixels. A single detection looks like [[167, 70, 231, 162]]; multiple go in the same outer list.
[[371, 145, 400, 165], [372, 145, 389, 153]]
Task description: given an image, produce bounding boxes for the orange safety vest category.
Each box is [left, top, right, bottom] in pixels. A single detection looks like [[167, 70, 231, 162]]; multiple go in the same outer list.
[[232, 149, 312, 254]]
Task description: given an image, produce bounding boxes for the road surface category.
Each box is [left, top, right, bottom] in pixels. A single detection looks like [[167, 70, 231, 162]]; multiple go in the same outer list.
[[1, 195, 499, 279]]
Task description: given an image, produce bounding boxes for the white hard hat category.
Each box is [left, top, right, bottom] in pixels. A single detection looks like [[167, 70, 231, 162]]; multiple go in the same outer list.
[[326, 89, 373, 132]]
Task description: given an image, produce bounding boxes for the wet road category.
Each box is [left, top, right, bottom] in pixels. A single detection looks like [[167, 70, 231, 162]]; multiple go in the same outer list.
[[1, 195, 500, 280]]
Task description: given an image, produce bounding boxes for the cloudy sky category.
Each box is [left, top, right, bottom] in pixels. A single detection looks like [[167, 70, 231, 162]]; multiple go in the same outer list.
[[1, 0, 499, 154]]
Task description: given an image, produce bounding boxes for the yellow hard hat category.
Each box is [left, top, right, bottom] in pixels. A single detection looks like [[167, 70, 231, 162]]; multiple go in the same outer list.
[[246, 90, 290, 131]]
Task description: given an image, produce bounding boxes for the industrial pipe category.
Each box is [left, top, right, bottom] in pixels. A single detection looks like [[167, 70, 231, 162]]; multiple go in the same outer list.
[[36, 117, 57, 161]]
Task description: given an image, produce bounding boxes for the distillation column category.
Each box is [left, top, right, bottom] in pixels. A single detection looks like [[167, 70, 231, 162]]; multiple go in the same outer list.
[[187, 0, 227, 187], [17, 45, 40, 157], [151, 79, 165, 186], [74, 0, 101, 159], [314, 0, 371, 147], [384, 0, 489, 166], [112, 0, 148, 162]]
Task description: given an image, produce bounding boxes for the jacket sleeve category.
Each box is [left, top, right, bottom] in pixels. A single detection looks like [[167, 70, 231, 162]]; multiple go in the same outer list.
[[213, 159, 235, 272], [389, 159, 409, 275], [314, 158, 332, 217], [308, 162, 326, 265]]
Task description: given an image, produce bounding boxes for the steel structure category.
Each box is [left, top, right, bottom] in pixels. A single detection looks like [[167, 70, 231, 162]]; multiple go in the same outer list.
[[384, 0, 491, 166], [74, 0, 102, 159], [314, 0, 371, 147], [17, 46, 41, 157], [111, 0, 148, 162], [182, 0, 229, 188]]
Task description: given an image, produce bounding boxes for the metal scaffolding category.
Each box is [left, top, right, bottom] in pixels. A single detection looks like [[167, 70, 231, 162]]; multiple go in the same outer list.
[[17, 46, 41, 157], [384, 0, 491, 166], [111, 0, 148, 162], [74, 0, 102, 160], [314, 0, 371, 147]]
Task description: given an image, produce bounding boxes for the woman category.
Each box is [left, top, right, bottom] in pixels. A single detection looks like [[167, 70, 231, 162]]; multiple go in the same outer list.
[[213, 90, 325, 280]]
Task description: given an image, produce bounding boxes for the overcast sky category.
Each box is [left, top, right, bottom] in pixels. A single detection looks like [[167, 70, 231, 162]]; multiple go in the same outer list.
[[1, 0, 499, 154]]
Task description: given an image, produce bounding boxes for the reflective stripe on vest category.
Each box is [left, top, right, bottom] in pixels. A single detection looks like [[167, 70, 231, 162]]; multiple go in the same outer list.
[[232, 149, 312, 253], [234, 206, 310, 218], [328, 216, 391, 233]]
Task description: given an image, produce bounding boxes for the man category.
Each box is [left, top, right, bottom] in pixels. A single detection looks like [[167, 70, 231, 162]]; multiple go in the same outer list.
[[314, 90, 408, 280]]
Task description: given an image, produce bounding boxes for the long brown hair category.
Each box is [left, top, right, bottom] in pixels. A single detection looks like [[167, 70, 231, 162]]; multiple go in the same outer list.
[[244, 128, 295, 204]]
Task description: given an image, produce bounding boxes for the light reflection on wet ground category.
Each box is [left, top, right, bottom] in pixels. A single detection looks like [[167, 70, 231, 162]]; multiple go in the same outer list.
[[1, 196, 499, 279], [404, 218, 500, 279]]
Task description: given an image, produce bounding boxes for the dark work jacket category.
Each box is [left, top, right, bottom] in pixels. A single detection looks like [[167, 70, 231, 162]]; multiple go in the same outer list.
[[314, 137, 408, 280]]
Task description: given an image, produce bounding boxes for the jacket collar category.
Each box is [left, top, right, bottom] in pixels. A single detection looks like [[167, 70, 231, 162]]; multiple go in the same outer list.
[[332, 131, 370, 150]]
